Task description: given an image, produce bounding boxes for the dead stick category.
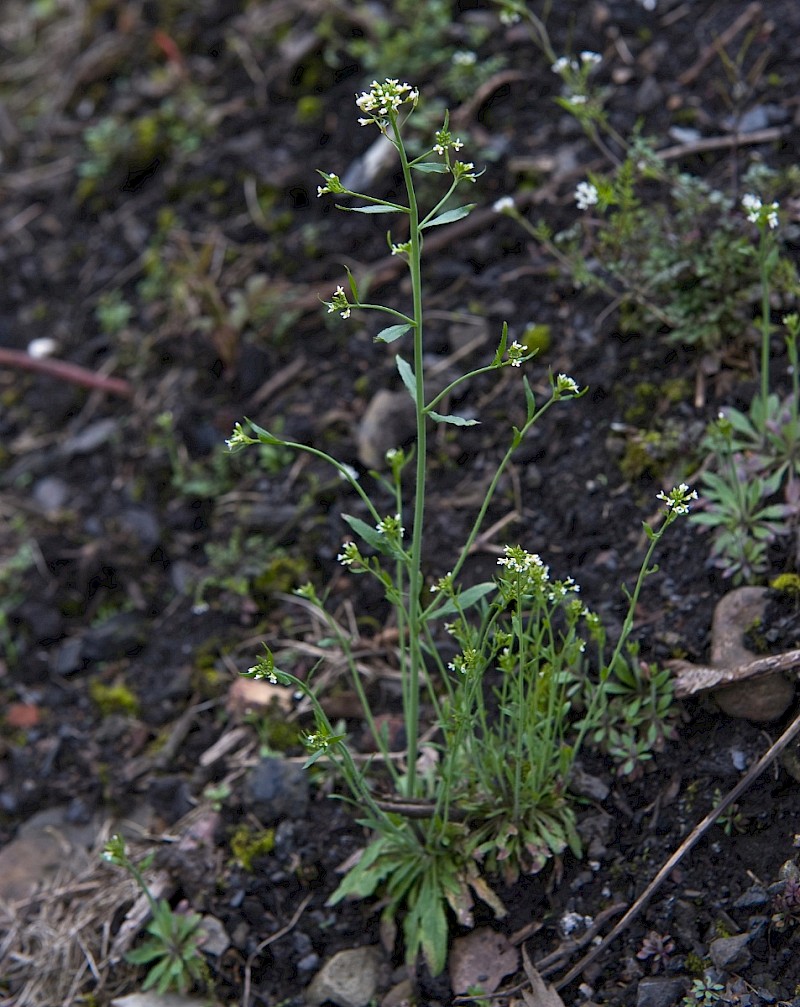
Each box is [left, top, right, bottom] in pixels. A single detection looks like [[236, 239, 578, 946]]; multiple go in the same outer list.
[[0, 347, 132, 398], [554, 703, 800, 990], [670, 648, 800, 697], [678, 2, 762, 86]]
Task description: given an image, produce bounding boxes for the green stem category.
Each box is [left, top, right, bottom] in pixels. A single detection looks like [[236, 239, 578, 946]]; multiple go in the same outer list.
[[394, 115, 425, 799], [758, 229, 772, 436]]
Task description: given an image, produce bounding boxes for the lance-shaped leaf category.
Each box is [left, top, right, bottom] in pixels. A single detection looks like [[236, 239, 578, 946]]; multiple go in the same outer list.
[[376, 323, 412, 344], [421, 204, 475, 229], [342, 514, 394, 554], [492, 320, 509, 366], [412, 162, 450, 173], [428, 410, 478, 427], [428, 581, 496, 619], [396, 355, 417, 403], [337, 203, 405, 214]]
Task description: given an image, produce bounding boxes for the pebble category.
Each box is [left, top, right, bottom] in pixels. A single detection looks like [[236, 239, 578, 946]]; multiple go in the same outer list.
[[733, 885, 769, 910], [306, 946, 382, 1007], [711, 587, 795, 721], [243, 757, 309, 824], [636, 977, 687, 1007], [709, 932, 752, 971], [357, 389, 416, 469]]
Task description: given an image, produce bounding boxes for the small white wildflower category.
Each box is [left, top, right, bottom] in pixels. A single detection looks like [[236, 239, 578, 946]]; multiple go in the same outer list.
[[499, 9, 521, 24], [575, 180, 598, 211], [742, 193, 762, 222], [580, 51, 602, 65], [656, 483, 698, 516], [567, 93, 588, 105], [552, 56, 571, 74], [327, 284, 351, 319], [337, 542, 361, 566], [452, 50, 476, 66], [555, 373, 580, 396], [507, 340, 525, 367], [355, 78, 419, 124], [767, 203, 779, 229], [376, 514, 405, 539], [337, 463, 359, 482], [27, 337, 58, 359], [493, 196, 515, 214]]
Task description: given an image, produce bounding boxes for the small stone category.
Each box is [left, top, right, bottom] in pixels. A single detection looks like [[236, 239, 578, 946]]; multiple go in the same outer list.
[[733, 885, 769, 910], [636, 977, 687, 1007], [711, 588, 795, 721], [306, 946, 382, 1007], [710, 932, 751, 971], [243, 757, 309, 824], [357, 390, 416, 469], [111, 994, 214, 1007], [33, 475, 69, 514]]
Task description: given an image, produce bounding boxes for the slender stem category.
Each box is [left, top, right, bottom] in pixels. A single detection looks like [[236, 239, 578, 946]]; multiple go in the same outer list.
[[758, 229, 772, 436], [393, 116, 425, 798]]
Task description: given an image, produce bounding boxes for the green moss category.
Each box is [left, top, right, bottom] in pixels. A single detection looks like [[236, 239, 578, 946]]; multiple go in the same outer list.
[[520, 323, 551, 356], [684, 951, 707, 976], [252, 553, 309, 600], [89, 680, 140, 717], [770, 573, 800, 597], [229, 825, 275, 871]]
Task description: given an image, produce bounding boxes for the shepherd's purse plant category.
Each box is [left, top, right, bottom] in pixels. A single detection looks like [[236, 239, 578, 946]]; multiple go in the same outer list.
[[227, 78, 695, 974]]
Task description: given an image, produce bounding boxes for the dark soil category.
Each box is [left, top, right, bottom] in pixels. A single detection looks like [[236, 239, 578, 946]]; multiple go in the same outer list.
[[3, 1, 800, 1005]]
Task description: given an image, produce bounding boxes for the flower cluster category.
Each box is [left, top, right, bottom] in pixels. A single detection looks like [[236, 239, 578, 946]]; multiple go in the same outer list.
[[497, 544, 548, 575], [337, 541, 362, 567], [452, 160, 478, 182], [377, 513, 405, 542], [742, 193, 779, 229], [507, 340, 526, 367], [552, 52, 602, 74], [356, 78, 419, 126], [553, 373, 581, 397], [575, 180, 598, 211], [656, 483, 698, 515], [326, 284, 351, 319], [433, 124, 464, 156], [448, 646, 481, 675], [317, 172, 345, 198], [493, 196, 515, 214], [225, 421, 257, 451]]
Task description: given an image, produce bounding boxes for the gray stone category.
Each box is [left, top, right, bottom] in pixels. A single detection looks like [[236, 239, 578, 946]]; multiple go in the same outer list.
[[243, 757, 309, 824], [306, 946, 382, 1007], [636, 977, 687, 1007], [710, 932, 751, 971], [711, 588, 795, 722], [733, 885, 769, 910], [111, 994, 215, 1007], [357, 389, 416, 469]]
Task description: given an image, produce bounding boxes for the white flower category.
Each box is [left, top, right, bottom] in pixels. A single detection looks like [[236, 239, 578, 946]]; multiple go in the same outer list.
[[507, 340, 525, 366], [493, 196, 515, 213], [337, 542, 361, 566], [656, 483, 698, 515], [742, 193, 762, 222], [575, 180, 598, 211], [452, 50, 476, 66], [27, 337, 58, 359], [580, 51, 602, 65], [555, 373, 580, 396], [499, 9, 520, 24], [567, 94, 588, 105], [551, 56, 572, 74], [355, 78, 419, 124]]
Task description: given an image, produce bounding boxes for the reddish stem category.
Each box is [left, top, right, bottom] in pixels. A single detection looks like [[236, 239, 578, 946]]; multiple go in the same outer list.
[[0, 348, 133, 398]]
